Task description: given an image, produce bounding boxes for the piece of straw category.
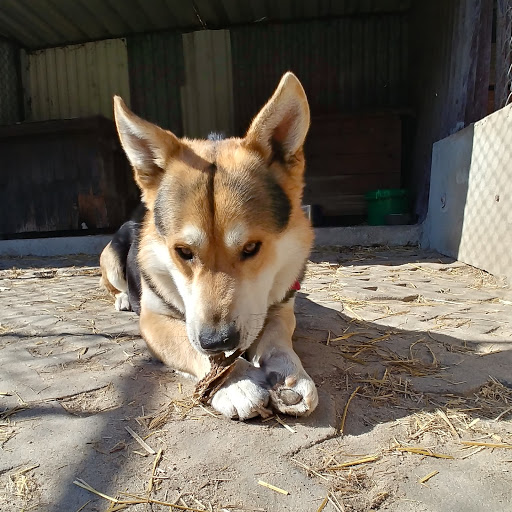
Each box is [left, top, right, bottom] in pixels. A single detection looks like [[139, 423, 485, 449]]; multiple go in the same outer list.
[[74, 500, 91, 512], [316, 495, 329, 512], [291, 458, 329, 481], [327, 454, 380, 470], [124, 426, 156, 455], [437, 409, 460, 438], [461, 441, 512, 449], [339, 386, 360, 434], [73, 479, 205, 511], [147, 449, 163, 494], [275, 415, 296, 433], [74, 478, 119, 502], [257, 480, 289, 495], [418, 470, 439, 484], [395, 446, 454, 459]]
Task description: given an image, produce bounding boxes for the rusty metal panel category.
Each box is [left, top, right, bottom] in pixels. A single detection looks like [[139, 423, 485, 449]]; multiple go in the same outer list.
[[181, 30, 234, 138], [27, 38, 131, 121], [230, 16, 409, 135], [0, 40, 22, 124], [127, 31, 184, 134], [425, 103, 512, 284]]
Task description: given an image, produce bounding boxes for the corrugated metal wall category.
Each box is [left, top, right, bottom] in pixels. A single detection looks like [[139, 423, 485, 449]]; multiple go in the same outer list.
[[231, 16, 409, 134], [127, 32, 184, 134], [0, 40, 22, 125], [27, 38, 131, 121], [181, 30, 234, 138]]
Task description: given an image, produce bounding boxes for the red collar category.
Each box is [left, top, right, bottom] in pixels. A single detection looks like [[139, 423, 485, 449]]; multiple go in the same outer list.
[[290, 280, 301, 291]]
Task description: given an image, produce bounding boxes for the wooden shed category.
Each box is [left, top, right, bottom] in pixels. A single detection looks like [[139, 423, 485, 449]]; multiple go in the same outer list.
[[0, 0, 508, 236]]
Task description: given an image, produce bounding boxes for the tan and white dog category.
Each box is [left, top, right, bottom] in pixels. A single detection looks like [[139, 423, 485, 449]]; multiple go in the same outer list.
[[100, 72, 318, 420]]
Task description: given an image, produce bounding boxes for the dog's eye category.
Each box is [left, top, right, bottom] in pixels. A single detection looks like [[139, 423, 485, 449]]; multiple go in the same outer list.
[[241, 241, 261, 259], [175, 246, 194, 260]]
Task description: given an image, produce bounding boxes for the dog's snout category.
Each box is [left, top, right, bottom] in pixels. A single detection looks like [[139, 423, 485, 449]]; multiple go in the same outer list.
[[198, 323, 240, 352]]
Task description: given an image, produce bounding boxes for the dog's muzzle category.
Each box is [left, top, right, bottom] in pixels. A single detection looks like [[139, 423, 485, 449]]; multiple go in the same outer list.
[[198, 323, 240, 353]]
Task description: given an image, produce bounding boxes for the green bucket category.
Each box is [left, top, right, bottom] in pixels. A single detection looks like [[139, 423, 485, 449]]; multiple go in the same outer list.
[[365, 189, 409, 226]]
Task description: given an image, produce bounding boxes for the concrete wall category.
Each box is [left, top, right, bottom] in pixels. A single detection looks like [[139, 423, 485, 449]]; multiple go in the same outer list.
[[423, 103, 512, 283]]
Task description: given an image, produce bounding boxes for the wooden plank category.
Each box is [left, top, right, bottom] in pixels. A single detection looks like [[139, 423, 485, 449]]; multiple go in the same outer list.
[[306, 153, 400, 175], [495, 0, 512, 110], [304, 172, 401, 198], [306, 114, 401, 155], [305, 194, 367, 217], [464, 0, 493, 124]]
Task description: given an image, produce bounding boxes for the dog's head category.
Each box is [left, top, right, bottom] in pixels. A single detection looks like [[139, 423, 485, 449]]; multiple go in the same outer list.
[[114, 72, 313, 355]]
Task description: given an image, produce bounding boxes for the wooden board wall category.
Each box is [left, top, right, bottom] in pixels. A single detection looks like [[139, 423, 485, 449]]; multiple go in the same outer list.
[[304, 113, 402, 219]]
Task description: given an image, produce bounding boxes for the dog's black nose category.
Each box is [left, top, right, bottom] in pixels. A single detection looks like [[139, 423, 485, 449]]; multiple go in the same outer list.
[[198, 323, 240, 352]]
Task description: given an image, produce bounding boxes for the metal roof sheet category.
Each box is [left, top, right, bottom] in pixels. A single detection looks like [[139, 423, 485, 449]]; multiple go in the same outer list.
[[0, 0, 412, 50]]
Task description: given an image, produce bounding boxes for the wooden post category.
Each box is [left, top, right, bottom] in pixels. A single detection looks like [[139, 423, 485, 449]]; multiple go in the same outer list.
[[495, 0, 512, 110]]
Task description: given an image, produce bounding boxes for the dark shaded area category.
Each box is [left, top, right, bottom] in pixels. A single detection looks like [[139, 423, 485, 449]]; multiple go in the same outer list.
[[0, 117, 139, 239]]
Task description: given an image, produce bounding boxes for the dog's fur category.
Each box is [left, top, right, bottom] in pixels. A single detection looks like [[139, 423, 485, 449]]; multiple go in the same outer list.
[[100, 72, 318, 419]]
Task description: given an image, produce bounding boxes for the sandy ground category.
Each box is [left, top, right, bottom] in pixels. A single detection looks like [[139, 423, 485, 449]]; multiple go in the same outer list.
[[1, 246, 512, 512]]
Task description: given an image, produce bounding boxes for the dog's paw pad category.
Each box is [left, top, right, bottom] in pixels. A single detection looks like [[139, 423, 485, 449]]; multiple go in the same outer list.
[[269, 376, 318, 417], [277, 388, 302, 406]]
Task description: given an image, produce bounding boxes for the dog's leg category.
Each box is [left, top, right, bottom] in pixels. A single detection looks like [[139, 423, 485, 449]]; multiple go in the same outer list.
[[99, 241, 132, 311], [140, 308, 271, 420], [140, 308, 211, 376], [248, 298, 318, 416]]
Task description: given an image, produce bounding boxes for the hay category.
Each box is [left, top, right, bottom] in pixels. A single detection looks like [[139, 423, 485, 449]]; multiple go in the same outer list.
[[461, 441, 512, 449], [290, 458, 329, 481], [257, 480, 289, 495], [418, 470, 439, 484], [146, 449, 163, 495], [339, 386, 360, 434], [316, 495, 329, 512], [356, 370, 422, 405], [392, 444, 454, 459], [402, 409, 476, 443], [124, 426, 156, 455], [327, 455, 381, 470], [73, 479, 206, 511], [7, 465, 39, 499], [331, 330, 442, 377], [137, 397, 200, 430], [275, 415, 296, 433], [0, 421, 16, 446], [441, 378, 512, 420]]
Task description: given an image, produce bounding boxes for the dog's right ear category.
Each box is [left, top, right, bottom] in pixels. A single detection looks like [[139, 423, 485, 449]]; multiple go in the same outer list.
[[113, 96, 181, 202]]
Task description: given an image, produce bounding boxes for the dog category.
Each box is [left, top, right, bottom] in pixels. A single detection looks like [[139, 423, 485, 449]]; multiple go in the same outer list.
[[100, 72, 318, 420]]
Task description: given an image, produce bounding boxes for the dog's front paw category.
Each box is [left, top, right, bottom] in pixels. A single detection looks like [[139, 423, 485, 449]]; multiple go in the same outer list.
[[262, 351, 318, 417], [115, 292, 131, 312], [269, 372, 318, 416], [210, 359, 272, 420]]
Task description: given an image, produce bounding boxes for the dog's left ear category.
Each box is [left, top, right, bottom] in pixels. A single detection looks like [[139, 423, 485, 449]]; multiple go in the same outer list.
[[245, 72, 310, 163]]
